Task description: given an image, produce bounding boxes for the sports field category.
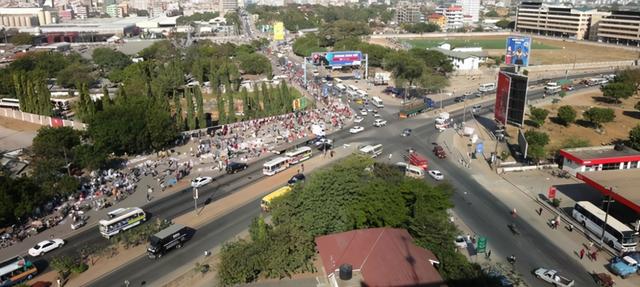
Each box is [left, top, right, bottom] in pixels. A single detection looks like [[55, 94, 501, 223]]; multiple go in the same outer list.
[[405, 38, 559, 50]]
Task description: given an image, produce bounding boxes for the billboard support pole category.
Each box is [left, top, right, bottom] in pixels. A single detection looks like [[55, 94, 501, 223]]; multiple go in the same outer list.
[[364, 53, 369, 82]]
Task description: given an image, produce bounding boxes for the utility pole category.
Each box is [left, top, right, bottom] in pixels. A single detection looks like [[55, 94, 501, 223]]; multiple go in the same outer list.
[[193, 187, 199, 215], [600, 192, 614, 244]]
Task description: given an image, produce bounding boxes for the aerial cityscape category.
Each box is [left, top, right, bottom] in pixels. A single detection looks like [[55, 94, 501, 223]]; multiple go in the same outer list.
[[1, 0, 640, 286]]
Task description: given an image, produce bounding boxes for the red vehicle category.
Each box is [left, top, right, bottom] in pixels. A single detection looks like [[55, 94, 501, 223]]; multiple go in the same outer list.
[[406, 152, 428, 170], [433, 145, 446, 159]]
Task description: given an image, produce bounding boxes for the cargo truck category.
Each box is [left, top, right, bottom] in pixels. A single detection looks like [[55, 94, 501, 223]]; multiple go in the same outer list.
[[399, 97, 434, 118], [147, 224, 192, 259], [534, 268, 575, 287]]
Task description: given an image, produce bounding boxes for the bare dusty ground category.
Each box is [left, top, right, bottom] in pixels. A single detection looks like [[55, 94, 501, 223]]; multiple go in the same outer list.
[[371, 36, 639, 65], [529, 89, 640, 152], [0, 116, 41, 151], [0, 116, 42, 132]]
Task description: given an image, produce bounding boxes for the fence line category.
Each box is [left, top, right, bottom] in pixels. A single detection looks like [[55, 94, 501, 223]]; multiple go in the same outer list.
[[0, 108, 86, 130]]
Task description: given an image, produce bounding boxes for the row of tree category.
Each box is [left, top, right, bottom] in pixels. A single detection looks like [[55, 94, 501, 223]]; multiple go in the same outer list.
[[13, 72, 52, 116], [217, 155, 498, 286]]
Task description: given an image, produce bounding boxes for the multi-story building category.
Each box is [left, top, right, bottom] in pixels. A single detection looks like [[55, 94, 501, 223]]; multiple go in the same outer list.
[[0, 7, 56, 27], [427, 13, 446, 31], [436, 5, 463, 30], [597, 10, 640, 46], [219, 0, 238, 14], [456, 0, 479, 22], [395, 1, 424, 24], [515, 2, 599, 40], [58, 8, 73, 21], [72, 4, 88, 19]]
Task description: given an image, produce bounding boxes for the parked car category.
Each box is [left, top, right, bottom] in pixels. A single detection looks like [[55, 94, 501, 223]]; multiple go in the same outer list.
[[610, 255, 638, 278], [288, 173, 306, 185], [350, 126, 365, 134], [454, 96, 465, 103], [354, 116, 364, 123], [428, 170, 444, 181], [401, 128, 412, 137], [226, 162, 248, 174], [373, 119, 387, 127], [486, 269, 514, 287], [454, 236, 468, 248], [29, 239, 65, 257], [191, 176, 213, 188]]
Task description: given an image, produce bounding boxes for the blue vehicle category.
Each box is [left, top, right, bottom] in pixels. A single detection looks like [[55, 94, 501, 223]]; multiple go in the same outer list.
[[610, 255, 638, 278]]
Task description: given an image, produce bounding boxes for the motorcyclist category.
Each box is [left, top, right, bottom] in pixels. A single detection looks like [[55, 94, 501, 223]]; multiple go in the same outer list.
[[508, 255, 516, 264]]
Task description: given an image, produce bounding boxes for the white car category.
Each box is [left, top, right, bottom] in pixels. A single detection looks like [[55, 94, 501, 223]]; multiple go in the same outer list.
[[354, 116, 364, 123], [454, 236, 467, 248], [29, 239, 65, 257], [373, 119, 387, 127], [428, 170, 444, 181], [191, 176, 213, 188], [349, 126, 364, 134], [360, 109, 368, 116], [373, 113, 381, 118]]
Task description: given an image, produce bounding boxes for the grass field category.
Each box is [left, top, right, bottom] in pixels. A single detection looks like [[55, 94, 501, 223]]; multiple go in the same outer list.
[[405, 38, 559, 50]]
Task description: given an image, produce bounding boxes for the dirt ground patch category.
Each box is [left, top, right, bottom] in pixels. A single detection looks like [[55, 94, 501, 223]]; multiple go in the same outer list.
[[522, 89, 640, 153], [0, 116, 43, 132], [385, 35, 638, 65]]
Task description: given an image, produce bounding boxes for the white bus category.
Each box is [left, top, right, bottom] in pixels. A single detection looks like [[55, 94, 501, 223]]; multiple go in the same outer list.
[[544, 85, 561, 96], [285, 146, 312, 165], [478, 83, 496, 93], [0, 256, 38, 285], [356, 90, 368, 99], [371, 96, 384, 108], [359, 144, 384, 158], [0, 98, 20, 110], [99, 207, 147, 239], [572, 201, 638, 252], [263, 156, 291, 176]]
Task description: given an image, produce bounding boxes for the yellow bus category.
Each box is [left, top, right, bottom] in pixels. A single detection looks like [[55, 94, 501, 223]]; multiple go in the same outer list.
[[261, 186, 292, 211], [0, 256, 38, 286]]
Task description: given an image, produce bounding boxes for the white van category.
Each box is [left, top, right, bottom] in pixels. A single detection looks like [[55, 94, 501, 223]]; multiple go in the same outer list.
[[478, 83, 496, 93], [359, 144, 384, 158], [395, 162, 425, 179], [336, 84, 347, 91], [357, 90, 368, 99], [371, 96, 384, 108]]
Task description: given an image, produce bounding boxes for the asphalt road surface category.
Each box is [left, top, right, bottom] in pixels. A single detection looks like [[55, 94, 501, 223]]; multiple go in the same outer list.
[[86, 79, 603, 286]]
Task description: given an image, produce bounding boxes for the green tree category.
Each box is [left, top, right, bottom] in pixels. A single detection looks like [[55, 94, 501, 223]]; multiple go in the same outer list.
[[241, 87, 250, 120], [195, 86, 206, 129], [529, 107, 549, 127], [227, 92, 236, 123], [629, 124, 640, 151], [383, 51, 424, 87], [495, 19, 512, 29], [173, 91, 184, 131], [524, 130, 550, 161], [57, 62, 95, 88], [556, 105, 577, 126], [583, 107, 615, 129], [484, 10, 499, 17], [216, 92, 226, 125], [92, 48, 132, 72], [10, 32, 34, 45], [601, 82, 634, 103], [186, 87, 196, 130], [176, 12, 220, 25], [402, 22, 440, 33]]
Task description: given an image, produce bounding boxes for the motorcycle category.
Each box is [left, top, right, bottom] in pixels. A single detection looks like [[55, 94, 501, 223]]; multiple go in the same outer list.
[[507, 223, 520, 235]]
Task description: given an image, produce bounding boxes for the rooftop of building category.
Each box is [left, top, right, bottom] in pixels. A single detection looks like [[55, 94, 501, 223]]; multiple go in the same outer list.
[[431, 47, 487, 60], [315, 228, 445, 287], [560, 145, 640, 164], [577, 169, 640, 212]]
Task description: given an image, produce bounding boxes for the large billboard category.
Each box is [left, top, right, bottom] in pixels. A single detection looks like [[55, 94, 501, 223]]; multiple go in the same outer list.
[[494, 71, 511, 125], [311, 51, 362, 67], [506, 73, 529, 126], [273, 22, 285, 41], [505, 36, 531, 67], [494, 71, 529, 126]]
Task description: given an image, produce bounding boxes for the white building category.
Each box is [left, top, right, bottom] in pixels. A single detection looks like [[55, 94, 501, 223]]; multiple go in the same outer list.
[[430, 43, 488, 71], [456, 0, 479, 22], [436, 6, 464, 30], [220, 0, 239, 14]]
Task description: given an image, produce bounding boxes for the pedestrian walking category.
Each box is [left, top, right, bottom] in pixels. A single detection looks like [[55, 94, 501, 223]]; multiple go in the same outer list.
[[579, 248, 585, 259], [57, 278, 61, 287], [591, 251, 597, 261], [511, 208, 517, 218], [330, 150, 334, 158], [388, 153, 392, 161], [124, 280, 130, 287], [301, 164, 305, 173], [538, 207, 543, 215], [486, 249, 491, 259]]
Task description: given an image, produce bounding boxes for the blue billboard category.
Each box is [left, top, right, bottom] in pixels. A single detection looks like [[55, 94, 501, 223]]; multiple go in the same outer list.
[[324, 51, 362, 67], [505, 37, 531, 67]]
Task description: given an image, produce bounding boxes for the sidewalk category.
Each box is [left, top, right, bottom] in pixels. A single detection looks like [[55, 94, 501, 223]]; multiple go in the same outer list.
[[38, 142, 357, 287], [439, 127, 639, 287]]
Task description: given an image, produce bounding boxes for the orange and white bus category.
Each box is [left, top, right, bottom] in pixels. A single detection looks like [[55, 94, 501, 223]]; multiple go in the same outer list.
[[0, 256, 38, 286]]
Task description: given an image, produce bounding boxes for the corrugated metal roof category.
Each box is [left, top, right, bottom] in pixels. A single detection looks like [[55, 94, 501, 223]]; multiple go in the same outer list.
[[316, 228, 446, 287]]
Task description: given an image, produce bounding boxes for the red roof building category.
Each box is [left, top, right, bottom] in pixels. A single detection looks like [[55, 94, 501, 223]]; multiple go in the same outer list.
[[559, 145, 640, 176], [315, 228, 446, 287]]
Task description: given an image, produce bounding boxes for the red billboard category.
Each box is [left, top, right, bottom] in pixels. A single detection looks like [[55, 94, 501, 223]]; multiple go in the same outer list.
[[494, 72, 511, 125]]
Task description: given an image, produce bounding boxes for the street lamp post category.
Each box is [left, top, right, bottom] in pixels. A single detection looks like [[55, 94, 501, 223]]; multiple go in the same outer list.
[[193, 188, 199, 215]]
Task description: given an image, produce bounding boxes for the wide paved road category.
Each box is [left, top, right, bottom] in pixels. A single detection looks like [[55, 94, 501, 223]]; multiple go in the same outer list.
[[87, 80, 602, 286]]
